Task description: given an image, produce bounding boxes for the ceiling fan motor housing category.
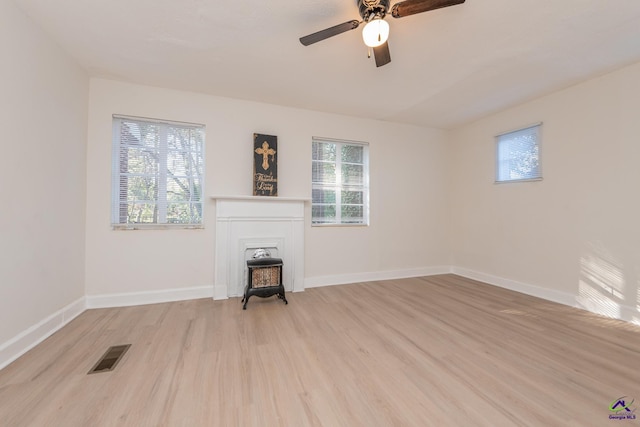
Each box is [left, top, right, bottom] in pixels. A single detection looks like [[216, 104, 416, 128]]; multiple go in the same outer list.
[[301, 0, 466, 67], [358, 0, 390, 21]]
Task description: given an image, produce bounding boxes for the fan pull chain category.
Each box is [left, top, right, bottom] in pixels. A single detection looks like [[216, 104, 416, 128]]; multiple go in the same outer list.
[[368, 47, 371, 59]]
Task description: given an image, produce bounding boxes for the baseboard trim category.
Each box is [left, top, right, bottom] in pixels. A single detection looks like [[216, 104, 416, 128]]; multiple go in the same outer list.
[[451, 266, 640, 325], [304, 266, 452, 289], [1, 286, 216, 370], [86, 285, 214, 309], [575, 293, 640, 325], [0, 297, 86, 371], [451, 266, 577, 307]]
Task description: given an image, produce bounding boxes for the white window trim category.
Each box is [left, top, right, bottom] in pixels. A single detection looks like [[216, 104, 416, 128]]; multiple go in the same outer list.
[[312, 137, 370, 227], [495, 122, 543, 184], [111, 115, 205, 229]]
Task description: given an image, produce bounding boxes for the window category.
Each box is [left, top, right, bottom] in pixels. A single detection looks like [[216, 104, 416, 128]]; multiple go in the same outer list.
[[312, 138, 369, 225], [112, 116, 205, 228], [496, 123, 542, 183]]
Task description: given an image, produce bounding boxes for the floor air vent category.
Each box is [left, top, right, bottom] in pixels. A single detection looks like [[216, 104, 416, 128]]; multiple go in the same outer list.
[[88, 344, 131, 374]]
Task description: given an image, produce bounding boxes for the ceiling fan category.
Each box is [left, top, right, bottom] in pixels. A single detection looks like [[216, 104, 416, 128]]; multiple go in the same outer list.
[[299, 0, 466, 67]]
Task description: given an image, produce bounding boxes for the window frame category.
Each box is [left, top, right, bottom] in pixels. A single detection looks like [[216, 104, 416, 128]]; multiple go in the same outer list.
[[495, 123, 543, 184], [111, 115, 205, 230], [311, 137, 370, 227]]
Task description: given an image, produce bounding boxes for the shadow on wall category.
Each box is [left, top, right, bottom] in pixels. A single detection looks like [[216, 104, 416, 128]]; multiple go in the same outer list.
[[577, 242, 640, 326]]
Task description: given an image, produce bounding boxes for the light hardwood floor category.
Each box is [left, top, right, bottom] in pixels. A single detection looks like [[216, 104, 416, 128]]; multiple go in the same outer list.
[[1, 275, 639, 426]]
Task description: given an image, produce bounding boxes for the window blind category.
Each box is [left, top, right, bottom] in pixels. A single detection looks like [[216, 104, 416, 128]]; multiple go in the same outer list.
[[496, 124, 541, 182], [312, 138, 369, 225], [112, 116, 205, 226]]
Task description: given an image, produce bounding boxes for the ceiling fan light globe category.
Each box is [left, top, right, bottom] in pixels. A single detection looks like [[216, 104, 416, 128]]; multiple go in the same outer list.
[[362, 18, 389, 48]]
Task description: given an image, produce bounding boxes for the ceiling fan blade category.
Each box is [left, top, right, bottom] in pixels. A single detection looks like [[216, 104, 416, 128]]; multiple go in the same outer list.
[[299, 20, 360, 46], [373, 42, 391, 67], [391, 0, 465, 19]]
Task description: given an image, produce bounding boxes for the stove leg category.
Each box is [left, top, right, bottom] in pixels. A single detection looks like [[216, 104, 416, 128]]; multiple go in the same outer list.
[[278, 293, 288, 305], [241, 285, 249, 309], [242, 289, 249, 309]]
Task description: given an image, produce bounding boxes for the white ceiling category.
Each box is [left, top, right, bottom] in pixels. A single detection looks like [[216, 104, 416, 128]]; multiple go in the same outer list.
[[14, 0, 640, 129]]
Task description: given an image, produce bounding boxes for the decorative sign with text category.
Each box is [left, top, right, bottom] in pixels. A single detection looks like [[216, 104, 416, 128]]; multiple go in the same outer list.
[[253, 133, 278, 196]]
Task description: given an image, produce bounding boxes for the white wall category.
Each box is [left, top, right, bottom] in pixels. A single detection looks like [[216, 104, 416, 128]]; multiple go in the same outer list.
[[450, 61, 640, 323], [0, 0, 88, 349], [85, 79, 451, 298], [306, 121, 450, 284]]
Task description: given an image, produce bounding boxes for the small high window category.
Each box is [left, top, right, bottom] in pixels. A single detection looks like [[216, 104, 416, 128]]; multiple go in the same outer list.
[[496, 123, 542, 183]]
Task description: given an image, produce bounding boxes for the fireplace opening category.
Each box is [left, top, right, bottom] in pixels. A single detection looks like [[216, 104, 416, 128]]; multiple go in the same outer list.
[[242, 252, 288, 310]]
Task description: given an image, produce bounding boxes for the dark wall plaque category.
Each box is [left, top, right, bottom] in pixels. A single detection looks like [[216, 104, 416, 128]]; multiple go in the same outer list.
[[253, 133, 278, 196]]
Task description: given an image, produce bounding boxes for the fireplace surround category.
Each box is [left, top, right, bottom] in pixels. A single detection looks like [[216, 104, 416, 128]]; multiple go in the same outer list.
[[212, 195, 308, 299]]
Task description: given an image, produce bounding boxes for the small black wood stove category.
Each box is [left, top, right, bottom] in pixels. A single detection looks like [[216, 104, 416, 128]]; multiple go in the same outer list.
[[242, 257, 288, 310]]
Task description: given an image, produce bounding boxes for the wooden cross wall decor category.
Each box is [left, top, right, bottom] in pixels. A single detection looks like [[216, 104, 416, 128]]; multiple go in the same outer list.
[[253, 133, 278, 196]]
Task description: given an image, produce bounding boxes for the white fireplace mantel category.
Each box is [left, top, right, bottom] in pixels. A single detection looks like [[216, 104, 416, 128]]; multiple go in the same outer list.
[[211, 195, 309, 300], [211, 195, 311, 202]]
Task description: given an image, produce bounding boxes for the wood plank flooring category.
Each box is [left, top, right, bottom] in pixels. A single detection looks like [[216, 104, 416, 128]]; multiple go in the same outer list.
[[1, 274, 639, 426]]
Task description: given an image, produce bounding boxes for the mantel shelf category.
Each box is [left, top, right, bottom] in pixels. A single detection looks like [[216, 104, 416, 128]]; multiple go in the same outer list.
[[210, 195, 311, 202]]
